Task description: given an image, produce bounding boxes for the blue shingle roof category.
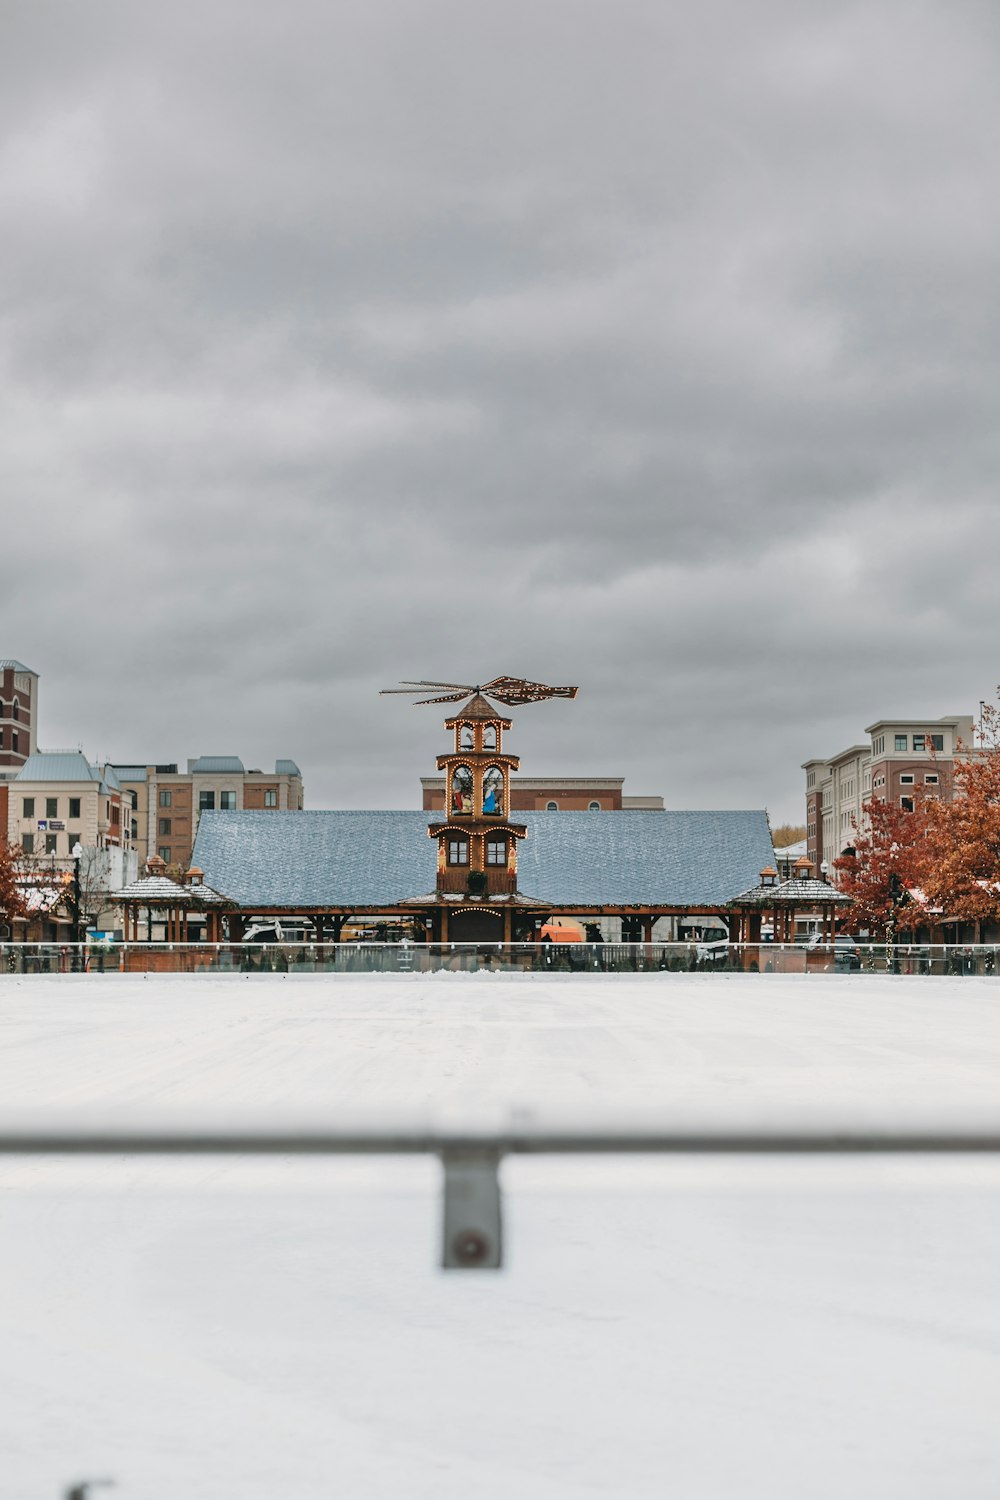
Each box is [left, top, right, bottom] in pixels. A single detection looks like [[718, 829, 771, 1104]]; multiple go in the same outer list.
[[191, 809, 774, 909]]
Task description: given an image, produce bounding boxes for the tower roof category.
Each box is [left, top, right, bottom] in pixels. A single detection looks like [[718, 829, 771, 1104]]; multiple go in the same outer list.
[[445, 693, 511, 727]]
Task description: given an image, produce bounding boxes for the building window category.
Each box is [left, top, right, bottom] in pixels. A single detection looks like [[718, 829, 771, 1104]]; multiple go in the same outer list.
[[159, 789, 172, 808], [900, 774, 915, 785], [158, 846, 171, 862], [129, 790, 138, 809], [45, 834, 58, 854], [11, 731, 18, 754], [447, 839, 469, 866], [588, 801, 601, 811], [264, 789, 277, 807], [220, 790, 237, 810], [159, 818, 172, 835], [486, 839, 506, 865], [894, 735, 907, 751], [199, 791, 215, 812], [930, 734, 944, 752], [68, 830, 80, 849], [21, 833, 33, 853], [925, 773, 939, 784], [901, 796, 914, 812], [45, 797, 57, 818], [68, 797, 81, 819], [11, 699, 18, 721], [545, 801, 558, 811], [913, 735, 925, 752], [130, 820, 138, 840], [22, 797, 34, 818]]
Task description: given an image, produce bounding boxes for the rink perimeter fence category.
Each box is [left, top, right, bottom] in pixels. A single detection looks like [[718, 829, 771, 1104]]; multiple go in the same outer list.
[[3, 939, 1000, 976]]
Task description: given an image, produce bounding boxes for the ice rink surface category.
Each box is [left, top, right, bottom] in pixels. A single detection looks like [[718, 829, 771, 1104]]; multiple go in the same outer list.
[[3, 971, 1000, 1499]]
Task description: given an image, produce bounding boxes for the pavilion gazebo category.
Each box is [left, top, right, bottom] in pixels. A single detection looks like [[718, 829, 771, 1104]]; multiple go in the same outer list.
[[115, 858, 233, 955], [728, 857, 852, 950]]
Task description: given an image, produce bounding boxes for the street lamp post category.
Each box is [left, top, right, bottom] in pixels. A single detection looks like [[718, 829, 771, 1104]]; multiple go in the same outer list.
[[71, 842, 83, 972]]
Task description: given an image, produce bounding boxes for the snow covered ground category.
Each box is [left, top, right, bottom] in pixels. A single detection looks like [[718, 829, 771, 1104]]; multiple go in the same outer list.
[[3, 971, 1000, 1499]]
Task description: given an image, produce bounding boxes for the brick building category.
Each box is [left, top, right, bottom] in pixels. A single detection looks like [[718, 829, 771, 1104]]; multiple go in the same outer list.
[[0, 659, 39, 783], [113, 756, 304, 869], [803, 714, 974, 873], [421, 776, 663, 811]]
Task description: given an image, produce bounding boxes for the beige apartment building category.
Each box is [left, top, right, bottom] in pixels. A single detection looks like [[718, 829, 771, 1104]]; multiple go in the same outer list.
[[113, 755, 304, 868], [804, 714, 974, 873], [5, 752, 139, 928], [7, 752, 131, 858]]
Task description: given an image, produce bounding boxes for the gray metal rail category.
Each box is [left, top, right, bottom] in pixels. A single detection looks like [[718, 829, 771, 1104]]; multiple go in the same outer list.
[[3, 1123, 1000, 1271]]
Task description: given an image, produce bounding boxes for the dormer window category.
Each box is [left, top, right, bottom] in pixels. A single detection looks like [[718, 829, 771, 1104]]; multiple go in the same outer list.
[[545, 800, 558, 811]]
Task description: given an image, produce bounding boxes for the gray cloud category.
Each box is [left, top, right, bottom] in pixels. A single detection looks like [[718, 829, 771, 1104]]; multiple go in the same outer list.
[[2, 0, 999, 824]]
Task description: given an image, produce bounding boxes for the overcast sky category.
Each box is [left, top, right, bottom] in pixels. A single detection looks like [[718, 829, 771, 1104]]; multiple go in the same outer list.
[[3, 1, 999, 824]]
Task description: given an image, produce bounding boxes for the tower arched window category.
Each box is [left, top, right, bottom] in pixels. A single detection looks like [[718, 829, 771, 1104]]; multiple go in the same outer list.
[[11, 699, 19, 721], [482, 766, 504, 816], [459, 726, 474, 751], [483, 725, 497, 751], [451, 765, 473, 815]]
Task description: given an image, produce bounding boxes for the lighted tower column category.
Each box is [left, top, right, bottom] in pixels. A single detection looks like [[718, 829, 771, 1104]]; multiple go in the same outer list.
[[427, 693, 527, 898]]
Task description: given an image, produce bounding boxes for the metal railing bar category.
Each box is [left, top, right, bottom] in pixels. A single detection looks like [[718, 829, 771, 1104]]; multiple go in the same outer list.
[[2, 1128, 1000, 1155]]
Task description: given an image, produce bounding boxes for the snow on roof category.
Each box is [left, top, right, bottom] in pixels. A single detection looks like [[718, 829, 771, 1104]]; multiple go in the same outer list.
[[731, 874, 852, 906], [191, 809, 775, 909], [114, 874, 227, 904], [19, 883, 68, 913]]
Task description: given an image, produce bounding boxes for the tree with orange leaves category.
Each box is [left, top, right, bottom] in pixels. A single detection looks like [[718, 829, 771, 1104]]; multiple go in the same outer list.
[[0, 835, 27, 933], [920, 694, 1000, 930], [833, 793, 933, 937]]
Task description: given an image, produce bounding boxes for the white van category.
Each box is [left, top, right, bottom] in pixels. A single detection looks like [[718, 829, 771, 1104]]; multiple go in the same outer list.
[[677, 916, 731, 963]]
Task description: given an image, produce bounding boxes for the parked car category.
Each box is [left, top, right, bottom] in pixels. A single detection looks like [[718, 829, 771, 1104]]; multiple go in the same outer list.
[[678, 917, 731, 964], [801, 934, 862, 971]]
